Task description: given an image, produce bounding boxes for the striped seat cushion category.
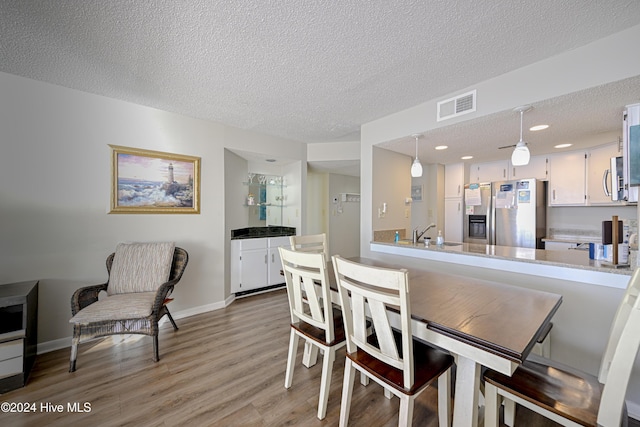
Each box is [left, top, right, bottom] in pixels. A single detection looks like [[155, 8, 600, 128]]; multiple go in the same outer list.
[[107, 242, 175, 295], [70, 292, 156, 324]]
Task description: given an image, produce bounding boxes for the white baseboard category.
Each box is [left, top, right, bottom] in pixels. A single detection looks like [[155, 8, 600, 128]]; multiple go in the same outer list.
[[36, 296, 236, 355], [37, 337, 72, 355]]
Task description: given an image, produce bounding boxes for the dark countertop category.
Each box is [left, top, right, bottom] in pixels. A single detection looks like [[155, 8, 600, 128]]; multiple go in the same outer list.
[[231, 226, 296, 240]]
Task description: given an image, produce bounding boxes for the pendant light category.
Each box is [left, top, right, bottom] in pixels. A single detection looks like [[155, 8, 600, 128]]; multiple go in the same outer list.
[[411, 134, 423, 177], [511, 106, 531, 166]]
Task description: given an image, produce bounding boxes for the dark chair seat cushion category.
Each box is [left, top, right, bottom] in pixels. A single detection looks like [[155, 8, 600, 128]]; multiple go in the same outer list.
[[348, 332, 454, 396], [291, 307, 346, 346], [484, 353, 603, 427]]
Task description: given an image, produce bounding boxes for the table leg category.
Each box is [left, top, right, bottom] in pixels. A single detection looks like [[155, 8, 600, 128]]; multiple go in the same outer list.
[[452, 355, 480, 427]]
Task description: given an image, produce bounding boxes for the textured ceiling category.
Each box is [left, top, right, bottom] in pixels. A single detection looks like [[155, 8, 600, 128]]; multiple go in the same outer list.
[[1, 1, 640, 169]]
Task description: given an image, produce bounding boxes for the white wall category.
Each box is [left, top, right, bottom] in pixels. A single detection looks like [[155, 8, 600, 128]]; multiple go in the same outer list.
[[328, 174, 360, 258], [411, 163, 444, 240], [306, 171, 329, 236], [0, 72, 305, 349], [372, 147, 412, 234]]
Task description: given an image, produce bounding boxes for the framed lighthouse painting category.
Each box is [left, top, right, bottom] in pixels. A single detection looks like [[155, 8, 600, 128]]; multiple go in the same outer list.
[[109, 145, 201, 214]]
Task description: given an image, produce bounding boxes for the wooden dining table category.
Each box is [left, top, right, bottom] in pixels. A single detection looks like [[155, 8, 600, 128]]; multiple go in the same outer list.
[[313, 256, 563, 427]]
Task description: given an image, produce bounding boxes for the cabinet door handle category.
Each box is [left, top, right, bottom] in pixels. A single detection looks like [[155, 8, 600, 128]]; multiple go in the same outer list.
[[513, 167, 516, 178], [553, 189, 556, 200], [264, 254, 268, 264], [603, 169, 611, 197], [457, 202, 461, 212], [272, 253, 275, 263], [457, 184, 461, 196]]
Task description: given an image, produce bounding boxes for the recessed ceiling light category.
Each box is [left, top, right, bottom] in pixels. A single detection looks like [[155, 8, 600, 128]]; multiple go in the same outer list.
[[461, 155, 473, 160], [530, 124, 549, 131], [554, 143, 572, 149], [435, 145, 448, 150]]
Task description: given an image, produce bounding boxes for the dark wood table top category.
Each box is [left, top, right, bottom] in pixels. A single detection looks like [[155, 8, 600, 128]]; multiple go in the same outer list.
[[330, 257, 562, 364]]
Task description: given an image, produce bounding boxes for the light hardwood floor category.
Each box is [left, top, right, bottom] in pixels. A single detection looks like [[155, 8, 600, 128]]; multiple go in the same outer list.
[[0, 289, 636, 426]]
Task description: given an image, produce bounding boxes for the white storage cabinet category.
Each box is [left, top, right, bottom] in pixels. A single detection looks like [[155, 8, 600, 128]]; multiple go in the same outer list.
[[230, 236, 291, 294]]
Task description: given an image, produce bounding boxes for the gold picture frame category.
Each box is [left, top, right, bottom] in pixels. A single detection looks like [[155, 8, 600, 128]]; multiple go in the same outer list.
[[109, 145, 201, 214]]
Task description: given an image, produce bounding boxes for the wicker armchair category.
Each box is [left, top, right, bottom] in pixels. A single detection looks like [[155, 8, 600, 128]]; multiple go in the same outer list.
[[69, 245, 188, 372]]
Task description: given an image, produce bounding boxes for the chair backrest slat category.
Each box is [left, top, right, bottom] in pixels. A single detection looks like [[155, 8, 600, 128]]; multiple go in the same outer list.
[[597, 268, 640, 426], [280, 247, 334, 343], [332, 255, 413, 389], [290, 234, 329, 259]]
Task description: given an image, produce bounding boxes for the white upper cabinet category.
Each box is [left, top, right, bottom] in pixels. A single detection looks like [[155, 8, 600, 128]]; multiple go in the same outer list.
[[548, 151, 587, 206], [586, 142, 622, 205], [444, 162, 467, 198], [469, 160, 509, 183], [508, 156, 548, 180]]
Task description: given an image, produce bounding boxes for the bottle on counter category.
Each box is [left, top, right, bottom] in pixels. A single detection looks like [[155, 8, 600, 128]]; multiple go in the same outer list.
[[394, 231, 400, 243], [436, 230, 444, 246]]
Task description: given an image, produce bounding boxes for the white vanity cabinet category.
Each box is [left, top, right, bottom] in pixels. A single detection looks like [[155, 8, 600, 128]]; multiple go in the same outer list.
[[230, 236, 291, 294]]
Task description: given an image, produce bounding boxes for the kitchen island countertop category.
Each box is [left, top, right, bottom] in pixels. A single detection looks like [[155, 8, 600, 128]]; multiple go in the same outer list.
[[371, 239, 634, 289]]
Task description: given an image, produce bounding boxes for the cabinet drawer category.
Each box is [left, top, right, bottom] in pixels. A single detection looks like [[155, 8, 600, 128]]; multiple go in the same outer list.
[[0, 356, 23, 379], [268, 236, 291, 248], [0, 340, 23, 379], [0, 339, 23, 361], [238, 238, 268, 250]]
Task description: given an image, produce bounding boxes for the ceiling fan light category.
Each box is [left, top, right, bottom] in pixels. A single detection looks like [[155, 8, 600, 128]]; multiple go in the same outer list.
[[511, 106, 532, 166], [411, 158, 423, 177], [511, 141, 530, 166]]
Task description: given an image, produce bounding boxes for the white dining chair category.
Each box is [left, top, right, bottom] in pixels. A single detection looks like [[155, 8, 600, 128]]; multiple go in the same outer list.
[[279, 247, 344, 420], [289, 233, 329, 259], [289, 233, 330, 367], [332, 255, 454, 427], [484, 267, 640, 427]]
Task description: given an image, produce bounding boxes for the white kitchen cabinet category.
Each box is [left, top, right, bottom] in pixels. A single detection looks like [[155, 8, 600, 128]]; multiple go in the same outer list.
[[548, 151, 587, 206], [444, 198, 463, 242], [469, 160, 509, 183], [587, 142, 622, 205], [444, 163, 467, 198], [230, 236, 291, 294], [509, 155, 548, 180]]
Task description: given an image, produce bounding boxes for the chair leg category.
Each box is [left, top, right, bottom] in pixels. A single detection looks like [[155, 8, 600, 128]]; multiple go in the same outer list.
[[398, 395, 414, 427], [384, 388, 393, 399], [503, 398, 516, 427], [339, 358, 356, 427], [165, 307, 179, 330], [438, 367, 452, 427], [317, 346, 335, 420], [302, 339, 319, 367], [153, 335, 159, 362], [484, 382, 500, 427], [69, 337, 79, 372], [285, 329, 299, 389]]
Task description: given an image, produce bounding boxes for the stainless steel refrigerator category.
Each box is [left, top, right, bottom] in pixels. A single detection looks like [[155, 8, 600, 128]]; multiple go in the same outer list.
[[463, 182, 493, 245], [463, 179, 546, 248]]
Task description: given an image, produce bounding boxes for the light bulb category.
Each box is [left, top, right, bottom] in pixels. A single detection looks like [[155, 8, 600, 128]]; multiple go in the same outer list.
[[511, 141, 530, 166], [411, 158, 423, 177]]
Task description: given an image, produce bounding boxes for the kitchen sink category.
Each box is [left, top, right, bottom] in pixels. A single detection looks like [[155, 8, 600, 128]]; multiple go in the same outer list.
[[442, 242, 462, 246]]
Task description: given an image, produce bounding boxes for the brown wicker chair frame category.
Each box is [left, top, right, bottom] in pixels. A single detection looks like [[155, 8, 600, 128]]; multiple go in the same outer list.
[[69, 247, 189, 372]]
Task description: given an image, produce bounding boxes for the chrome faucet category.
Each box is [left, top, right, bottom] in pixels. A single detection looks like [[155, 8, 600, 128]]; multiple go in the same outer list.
[[413, 223, 436, 244]]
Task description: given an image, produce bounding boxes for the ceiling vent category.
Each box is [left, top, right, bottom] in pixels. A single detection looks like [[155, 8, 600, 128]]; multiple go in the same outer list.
[[437, 90, 476, 122]]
